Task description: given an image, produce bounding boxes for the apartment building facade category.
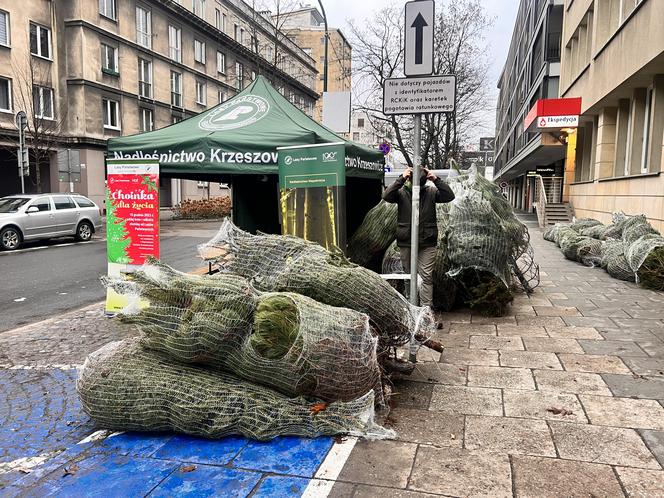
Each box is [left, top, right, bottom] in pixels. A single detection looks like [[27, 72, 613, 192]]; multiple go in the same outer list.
[[559, 0, 664, 231], [494, 0, 564, 212], [0, 0, 318, 208], [276, 6, 351, 122]]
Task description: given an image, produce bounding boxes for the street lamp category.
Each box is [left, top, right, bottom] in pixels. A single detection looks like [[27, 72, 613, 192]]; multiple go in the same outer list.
[[317, 0, 328, 93]]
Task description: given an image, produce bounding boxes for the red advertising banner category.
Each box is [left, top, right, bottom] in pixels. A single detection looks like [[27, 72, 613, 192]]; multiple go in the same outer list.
[[105, 159, 159, 314]]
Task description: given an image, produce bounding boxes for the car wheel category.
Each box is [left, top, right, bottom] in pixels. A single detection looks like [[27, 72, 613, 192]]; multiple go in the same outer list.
[[0, 226, 22, 251], [75, 221, 93, 242]]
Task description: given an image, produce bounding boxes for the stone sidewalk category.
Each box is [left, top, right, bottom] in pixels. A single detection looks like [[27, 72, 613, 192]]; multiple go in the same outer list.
[[330, 217, 664, 497], [2, 218, 664, 496]]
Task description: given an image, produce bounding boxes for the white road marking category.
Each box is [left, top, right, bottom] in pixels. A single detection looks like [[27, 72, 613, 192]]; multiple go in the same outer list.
[[76, 430, 123, 445], [0, 239, 105, 256], [301, 436, 359, 498], [0, 451, 61, 475]]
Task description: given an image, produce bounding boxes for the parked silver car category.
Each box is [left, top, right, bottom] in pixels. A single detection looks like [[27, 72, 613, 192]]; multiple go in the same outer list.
[[0, 194, 103, 250]]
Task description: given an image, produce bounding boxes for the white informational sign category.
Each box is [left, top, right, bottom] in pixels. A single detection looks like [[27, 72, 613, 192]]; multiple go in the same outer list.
[[383, 75, 456, 115], [537, 115, 579, 129], [404, 0, 434, 76], [322, 91, 351, 133]]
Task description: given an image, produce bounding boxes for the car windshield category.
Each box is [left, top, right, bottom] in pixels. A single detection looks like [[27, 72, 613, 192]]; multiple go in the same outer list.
[[0, 197, 30, 213]]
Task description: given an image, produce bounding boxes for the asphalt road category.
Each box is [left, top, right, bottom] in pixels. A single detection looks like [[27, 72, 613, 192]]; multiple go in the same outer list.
[[0, 221, 222, 332]]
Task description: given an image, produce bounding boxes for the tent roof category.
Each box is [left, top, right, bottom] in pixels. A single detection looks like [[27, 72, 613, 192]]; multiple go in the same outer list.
[[108, 76, 384, 179]]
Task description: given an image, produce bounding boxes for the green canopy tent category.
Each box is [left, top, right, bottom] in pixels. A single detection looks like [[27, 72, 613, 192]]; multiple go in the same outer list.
[[108, 76, 384, 236]]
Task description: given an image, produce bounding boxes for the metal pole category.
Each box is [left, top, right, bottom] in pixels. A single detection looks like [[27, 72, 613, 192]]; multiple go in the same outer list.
[[68, 149, 74, 193], [317, 0, 328, 93], [409, 114, 421, 363], [18, 144, 25, 194]]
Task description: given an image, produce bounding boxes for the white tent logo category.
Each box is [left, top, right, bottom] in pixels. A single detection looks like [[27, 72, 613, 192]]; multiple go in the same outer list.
[[199, 95, 270, 131]]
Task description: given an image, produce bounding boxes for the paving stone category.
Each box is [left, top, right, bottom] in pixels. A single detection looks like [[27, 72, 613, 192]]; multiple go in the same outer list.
[[578, 339, 647, 357], [471, 315, 518, 325], [563, 316, 619, 328], [545, 326, 603, 340], [447, 323, 496, 336], [512, 456, 625, 498], [516, 316, 566, 328], [534, 370, 612, 395], [612, 318, 664, 329], [391, 380, 433, 409], [640, 430, 664, 467], [429, 385, 502, 416], [625, 308, 664, 319], [469, 335, 524, 351], [580, 308, 631, 318], [438, 311, 472, 324], [424, 333, 469, 348], [524, 337, 584, 354], [600, 328, 661, 342], [549, 421, 661, 469], [497, 325, 548, 337], [467, 365, 535, 390], [408, 447, 512, 498], [507, 305, 537, 316], [513, 296, 552, 307], [387, 408, 463, 447], [327, 482, 357, 498], [499, 351, 562, 370], [464, 415, 556, 457], [579, 395, 664, 430], [353, 485, 441, 498], [336, 440, 417, 488], [541, 292, 568, 300], [615, 468, 664, 498], [602, 374, 664, 399], [533, 306, 581, 317], [558, 353, 631, 374], [440, 348, 499, 366], [638, 339, 664, 357], [403, 362, 467, 386], [503, 390, 587, 423], [622, 357, 664, 377]]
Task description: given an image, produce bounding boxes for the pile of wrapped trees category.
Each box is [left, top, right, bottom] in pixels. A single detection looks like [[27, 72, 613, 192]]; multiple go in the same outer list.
[[79, 225, 440, 441], [543, 213, 664, 290], [348, 167, 539, 316]]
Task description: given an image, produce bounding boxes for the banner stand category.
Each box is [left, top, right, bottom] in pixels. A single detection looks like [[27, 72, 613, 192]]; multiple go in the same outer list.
[[105, 159, 160, 315]]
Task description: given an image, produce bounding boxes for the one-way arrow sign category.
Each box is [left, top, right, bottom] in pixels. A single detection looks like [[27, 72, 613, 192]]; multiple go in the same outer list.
[[404, 0, 434, 76]]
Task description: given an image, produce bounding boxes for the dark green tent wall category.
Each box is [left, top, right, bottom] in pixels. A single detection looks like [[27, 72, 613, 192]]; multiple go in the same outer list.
[[107, 76, 384, 179]]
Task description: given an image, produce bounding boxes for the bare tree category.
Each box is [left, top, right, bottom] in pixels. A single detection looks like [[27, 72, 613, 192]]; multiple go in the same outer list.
[[349, 0, 493, 169], [8, 59, 67, 193]]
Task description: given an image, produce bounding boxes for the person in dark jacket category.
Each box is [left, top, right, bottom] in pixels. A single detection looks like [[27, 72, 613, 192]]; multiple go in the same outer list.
[[382, 167, 455, 307]]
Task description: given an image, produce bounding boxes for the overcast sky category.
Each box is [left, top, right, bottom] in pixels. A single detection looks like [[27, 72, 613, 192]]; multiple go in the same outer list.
[[323, 0, 520, 144]]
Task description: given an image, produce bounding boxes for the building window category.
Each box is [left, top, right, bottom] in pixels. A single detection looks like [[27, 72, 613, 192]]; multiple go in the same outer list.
[[352, 132, 360, 141], [139, 108, 154, 132], [101, 43, 118, 74], [194, 39, 206, 64], [641, 86, 654, 173], [99, 0, 116, 20], [193, 0, 205, 17], [136, 6, 151, 49], [235, 62, 244, 90], [218, 90, 225, 103], [170, 71, 182, 108], [357, 118, 364, 128], [215, 8, 221, 29], [29, 23, 51, 59], [195, 81, 206, 105], [168, 25, 181, 62], [138, 58, 152, 98], [172, 114, 182, 124], [251, 35, 257, 52], [222, 13, 227, 32], [32, 85, 53, 119], [103, 98, 120, 129], [240, 28, 245, 45], [216, 51, 226, 74], [234, 24, 241, 43], [0, 77, 11, 112], [0, 10, 10, 47]]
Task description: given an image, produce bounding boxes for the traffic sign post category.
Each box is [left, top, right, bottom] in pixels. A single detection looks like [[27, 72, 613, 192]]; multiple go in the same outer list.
[[15, 111, 28, 194]]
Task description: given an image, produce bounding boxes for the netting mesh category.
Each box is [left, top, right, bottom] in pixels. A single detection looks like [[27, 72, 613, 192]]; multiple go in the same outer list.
[[107, 259, 381, 402], [77, 338, 390, 441], [199, 220, 434, 350], [576, 238, 605, 267], [347, 201, 398, 268]]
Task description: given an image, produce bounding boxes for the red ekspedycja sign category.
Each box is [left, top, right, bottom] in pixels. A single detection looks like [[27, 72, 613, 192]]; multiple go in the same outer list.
[[524, 98, 582, 131]]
